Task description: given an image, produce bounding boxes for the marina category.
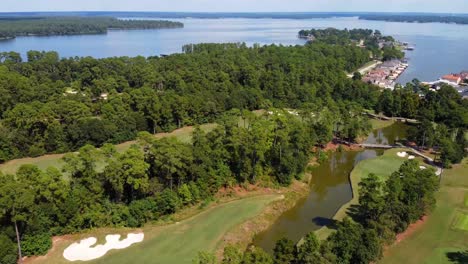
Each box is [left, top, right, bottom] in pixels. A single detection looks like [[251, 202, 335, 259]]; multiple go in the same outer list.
[[362, 59, 409, 89]]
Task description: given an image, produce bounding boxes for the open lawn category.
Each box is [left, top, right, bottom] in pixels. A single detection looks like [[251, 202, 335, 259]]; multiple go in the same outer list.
[[28, 195, 281, 264], [316, 148, 424, 239], [0, 124, 216, 175], [380, 158, 468, 264]]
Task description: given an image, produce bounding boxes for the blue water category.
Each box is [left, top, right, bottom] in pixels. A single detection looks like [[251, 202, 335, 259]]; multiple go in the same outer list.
[[0, 17, 467, 84]]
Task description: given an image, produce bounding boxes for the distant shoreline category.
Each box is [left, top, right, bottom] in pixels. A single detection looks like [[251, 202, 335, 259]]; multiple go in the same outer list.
[[0, 12, 468, 25]]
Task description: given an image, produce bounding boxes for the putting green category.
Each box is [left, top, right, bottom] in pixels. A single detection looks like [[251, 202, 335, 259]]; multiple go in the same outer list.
[[316, 148, 412, 239], [453, 211, 468, 231]]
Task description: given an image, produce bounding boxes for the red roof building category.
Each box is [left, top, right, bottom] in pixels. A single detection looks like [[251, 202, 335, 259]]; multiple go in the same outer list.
[[442, 74, 462, 85]]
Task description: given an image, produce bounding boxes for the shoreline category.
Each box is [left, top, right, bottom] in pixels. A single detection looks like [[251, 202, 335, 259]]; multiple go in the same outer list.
[[215, 180, 311, 260]]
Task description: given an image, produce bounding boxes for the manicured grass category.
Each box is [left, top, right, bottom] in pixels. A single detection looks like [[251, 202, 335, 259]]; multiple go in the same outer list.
[[465, 193, 468, 207], [452, 211, 468, 231], [29, 195, 281, 264], [0, 124, 216, 175], [380, 159, 468, 264], [316, 148, 413, 239]]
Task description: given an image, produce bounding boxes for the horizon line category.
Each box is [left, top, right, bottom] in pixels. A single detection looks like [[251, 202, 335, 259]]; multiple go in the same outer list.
[[0, 11, 467, 15]]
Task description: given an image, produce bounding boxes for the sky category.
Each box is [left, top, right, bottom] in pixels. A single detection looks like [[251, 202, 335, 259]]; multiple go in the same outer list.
[[1, 0, 468, 13]]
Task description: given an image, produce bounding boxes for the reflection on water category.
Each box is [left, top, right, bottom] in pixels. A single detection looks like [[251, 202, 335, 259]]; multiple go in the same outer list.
[[365, 121, 408, 145], [253, 122, 407, 253]]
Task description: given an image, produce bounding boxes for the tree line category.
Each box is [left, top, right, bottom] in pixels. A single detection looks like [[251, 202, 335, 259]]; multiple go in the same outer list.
[[0, 106, 373, 263], [198, 160, 439, 264], [0, 41, 377, 163], [359, 14, 468, 25], [0, 17, 183, 39]]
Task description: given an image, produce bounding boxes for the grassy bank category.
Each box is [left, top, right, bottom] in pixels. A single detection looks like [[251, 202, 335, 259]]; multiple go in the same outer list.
[[216, 180, 310, 258], [0, 124, 217, 175], [315, 148, 421, 239], [380, 159, 468, 264], [26, 194, 282, 264]]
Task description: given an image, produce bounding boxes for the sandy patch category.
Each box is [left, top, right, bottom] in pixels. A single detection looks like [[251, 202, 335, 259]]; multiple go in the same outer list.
[[395, 216, 427, 244], [397, 152, 407, 158], [408, 155, 415, 160], [63, 233, 144, 261], [420, 166, 426, 170]]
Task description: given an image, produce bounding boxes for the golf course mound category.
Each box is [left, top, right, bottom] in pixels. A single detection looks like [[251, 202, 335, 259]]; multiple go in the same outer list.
[[63, 233, 144, 261]]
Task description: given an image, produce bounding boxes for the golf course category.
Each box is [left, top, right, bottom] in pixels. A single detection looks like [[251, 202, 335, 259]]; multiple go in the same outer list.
[[0, 124, 217, 175], [27, 195, 282, 264], [381, 158, 468, 264]]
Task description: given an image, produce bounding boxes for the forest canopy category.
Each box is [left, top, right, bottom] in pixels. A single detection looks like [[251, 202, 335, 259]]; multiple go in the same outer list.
[[0, 17, 184, 39]]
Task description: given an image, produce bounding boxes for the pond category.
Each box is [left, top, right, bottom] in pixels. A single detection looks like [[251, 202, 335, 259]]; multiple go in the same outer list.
[[253, 122, 408, 253]]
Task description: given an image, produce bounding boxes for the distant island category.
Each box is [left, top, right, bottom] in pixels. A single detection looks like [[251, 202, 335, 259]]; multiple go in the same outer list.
[[0, 16, 184, 39]]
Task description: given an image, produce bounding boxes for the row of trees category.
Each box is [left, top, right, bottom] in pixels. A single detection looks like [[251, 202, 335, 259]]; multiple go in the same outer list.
[[0, 42, 379, 162], [266, 160, 439, 264], [0, 106, 373, 263], [0, 17, 183, 38]]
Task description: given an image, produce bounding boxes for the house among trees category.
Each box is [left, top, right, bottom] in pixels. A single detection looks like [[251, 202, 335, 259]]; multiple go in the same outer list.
[[441, 74, 462, 85]]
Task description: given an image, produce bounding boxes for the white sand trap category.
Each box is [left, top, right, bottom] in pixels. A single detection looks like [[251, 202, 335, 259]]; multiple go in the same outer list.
[[420, 166, 427, 170], [63, 233, 144, 261], [397, 152, 407, 158], [408, 155, 415, 160]]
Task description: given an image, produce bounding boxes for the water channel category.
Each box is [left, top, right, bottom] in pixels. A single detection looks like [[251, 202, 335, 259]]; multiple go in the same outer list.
[[253, 122, 408, 253]]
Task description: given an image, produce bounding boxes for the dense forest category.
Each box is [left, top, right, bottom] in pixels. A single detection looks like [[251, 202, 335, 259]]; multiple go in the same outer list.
[[0, 17, 183, 39], [359, 14, 468, 25], [0, 34, 466, 262], [0, 42, 374, 163], [298, 28, 404, 61]]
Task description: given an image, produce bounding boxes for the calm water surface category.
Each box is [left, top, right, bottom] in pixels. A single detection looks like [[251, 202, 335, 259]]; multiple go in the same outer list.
[[253, 122, 408, 253], [0, 17, 467, 83]]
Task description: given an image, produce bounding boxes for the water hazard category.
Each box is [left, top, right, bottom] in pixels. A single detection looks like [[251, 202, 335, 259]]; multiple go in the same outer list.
[[253, 122, 408, 253]]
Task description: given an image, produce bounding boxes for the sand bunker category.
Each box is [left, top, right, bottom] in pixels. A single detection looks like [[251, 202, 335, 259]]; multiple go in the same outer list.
[[408, 155, 415, 160], [397, 152, 407, 158], [420, 166, 426, 170], [63, 233, 144, 261]]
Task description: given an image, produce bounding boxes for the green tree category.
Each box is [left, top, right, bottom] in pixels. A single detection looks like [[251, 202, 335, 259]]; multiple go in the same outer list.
[[273, 238, 296, 264], [358, 173, 385, 224], [193, 251, 217, 264], [243, 247, 273, 264], [222, 245, 243, 264]]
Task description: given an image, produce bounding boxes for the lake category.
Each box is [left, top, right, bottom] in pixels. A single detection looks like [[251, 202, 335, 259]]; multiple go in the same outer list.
[[0, 17, 467, 83]]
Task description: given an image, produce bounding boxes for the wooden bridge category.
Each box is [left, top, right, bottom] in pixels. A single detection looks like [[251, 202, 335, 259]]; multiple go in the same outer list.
[[359, 143, 394, 149], [365, 112, 419, 124]]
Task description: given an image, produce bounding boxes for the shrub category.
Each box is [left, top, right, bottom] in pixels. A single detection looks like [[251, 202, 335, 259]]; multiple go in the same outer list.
[[21, 233, 52, 256]]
